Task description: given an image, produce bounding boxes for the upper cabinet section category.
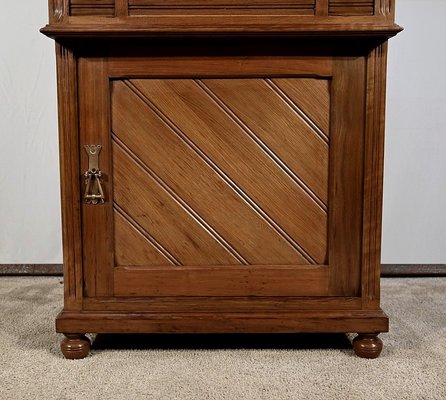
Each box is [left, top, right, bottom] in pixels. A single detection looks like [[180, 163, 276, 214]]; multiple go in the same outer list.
[[63, 0, 390, 17], [43, 0, 401, 38]]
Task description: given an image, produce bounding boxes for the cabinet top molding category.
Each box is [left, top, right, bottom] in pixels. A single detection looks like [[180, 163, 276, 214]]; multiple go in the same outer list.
[[41, 0, 402, 39]]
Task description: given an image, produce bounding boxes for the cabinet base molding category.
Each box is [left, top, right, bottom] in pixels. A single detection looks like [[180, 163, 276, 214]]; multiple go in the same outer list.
[[56, 310, 388, 334], [56, 310, 387, 359]]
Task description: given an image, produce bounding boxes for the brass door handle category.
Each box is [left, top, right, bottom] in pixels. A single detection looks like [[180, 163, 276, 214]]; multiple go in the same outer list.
[[83, 145, 105, 205]]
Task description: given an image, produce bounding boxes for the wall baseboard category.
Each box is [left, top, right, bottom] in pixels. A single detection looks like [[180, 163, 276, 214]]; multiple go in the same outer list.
[[1, 264, 446, 277], [381, 264, 446, 276], [0, 264, 63, 275]]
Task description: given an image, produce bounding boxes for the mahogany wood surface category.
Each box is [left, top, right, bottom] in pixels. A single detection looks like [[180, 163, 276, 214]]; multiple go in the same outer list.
[[44, 0, 400, 359]]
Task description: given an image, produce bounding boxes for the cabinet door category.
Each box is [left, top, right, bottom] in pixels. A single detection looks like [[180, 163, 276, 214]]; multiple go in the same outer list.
[[78, 44, 365, 299]]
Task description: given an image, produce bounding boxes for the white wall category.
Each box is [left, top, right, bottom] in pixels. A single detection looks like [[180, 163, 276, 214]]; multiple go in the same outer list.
[[0, 1, 61, 263], [0, 1, 445, 264], [382, 0, 446, 263]]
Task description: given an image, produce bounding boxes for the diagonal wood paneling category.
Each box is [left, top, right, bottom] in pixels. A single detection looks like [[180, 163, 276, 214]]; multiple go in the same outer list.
[[202, 79, 328, 204], [111, 81, 310, 265], [131, 79, 328, 263], [114, 210, 176, 266], [113, 144, 241, 266], [270, 78, 330, 136]]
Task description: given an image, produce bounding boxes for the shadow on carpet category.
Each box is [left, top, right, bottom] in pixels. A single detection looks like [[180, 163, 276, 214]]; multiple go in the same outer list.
[[92, 332, 352, 351]]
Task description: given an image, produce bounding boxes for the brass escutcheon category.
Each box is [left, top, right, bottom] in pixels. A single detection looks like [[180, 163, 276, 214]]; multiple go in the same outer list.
[[83, 145, 105, 205]]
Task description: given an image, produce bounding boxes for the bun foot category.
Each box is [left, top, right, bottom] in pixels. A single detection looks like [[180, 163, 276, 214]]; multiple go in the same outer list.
[[61, 334, 91, 359], [353, 333, 383, 359]]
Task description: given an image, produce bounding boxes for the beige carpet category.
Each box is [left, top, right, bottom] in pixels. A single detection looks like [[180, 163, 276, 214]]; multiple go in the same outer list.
[[0, 277, 445, 400]]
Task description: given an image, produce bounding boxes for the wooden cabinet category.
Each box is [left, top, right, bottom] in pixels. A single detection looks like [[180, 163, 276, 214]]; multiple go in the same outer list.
[[42, 0, 401, 359]]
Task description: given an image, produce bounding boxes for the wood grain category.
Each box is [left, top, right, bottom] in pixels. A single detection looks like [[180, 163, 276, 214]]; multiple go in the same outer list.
[[55, 44, 83, 310], [78, 57, 114, 297], [315, 0, 329, 16], [56, 309, 389, 334], [108, 56, 333, 78], [361, 43, 388, 309], [129, 0, 315, 16], [69, 0, 115, 16], [114, 210, 175, 266], [271, 78, 330, 136], [113, 143, 240, 266], [82, 296, 363, 312], [115, 0, 129, 16], [41, 21, 402, 40], [202, 78, 329, 204], [111, 81, 309, 265], [133, 79, 328, 263], [328, 56, 365, 297], [114, 265, 329, 296], [328, 0, 374, 16]]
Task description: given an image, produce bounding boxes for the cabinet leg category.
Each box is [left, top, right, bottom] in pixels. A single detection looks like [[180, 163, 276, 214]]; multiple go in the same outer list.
[[61, 334, 91, 359], [352, 333, 383, 359]]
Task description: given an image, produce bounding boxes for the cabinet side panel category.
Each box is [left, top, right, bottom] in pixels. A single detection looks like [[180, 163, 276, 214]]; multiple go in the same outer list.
[[362, 43, 388, 309], [55, 44, 83, 310]]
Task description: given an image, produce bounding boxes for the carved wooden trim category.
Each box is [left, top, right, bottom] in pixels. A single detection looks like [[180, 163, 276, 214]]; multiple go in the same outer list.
[[49, 0, 67, 23], [376, 0, 393, 18]]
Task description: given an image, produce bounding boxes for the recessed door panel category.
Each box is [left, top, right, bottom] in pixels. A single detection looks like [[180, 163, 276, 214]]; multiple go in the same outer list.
[[78, 50, 364, 298]]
